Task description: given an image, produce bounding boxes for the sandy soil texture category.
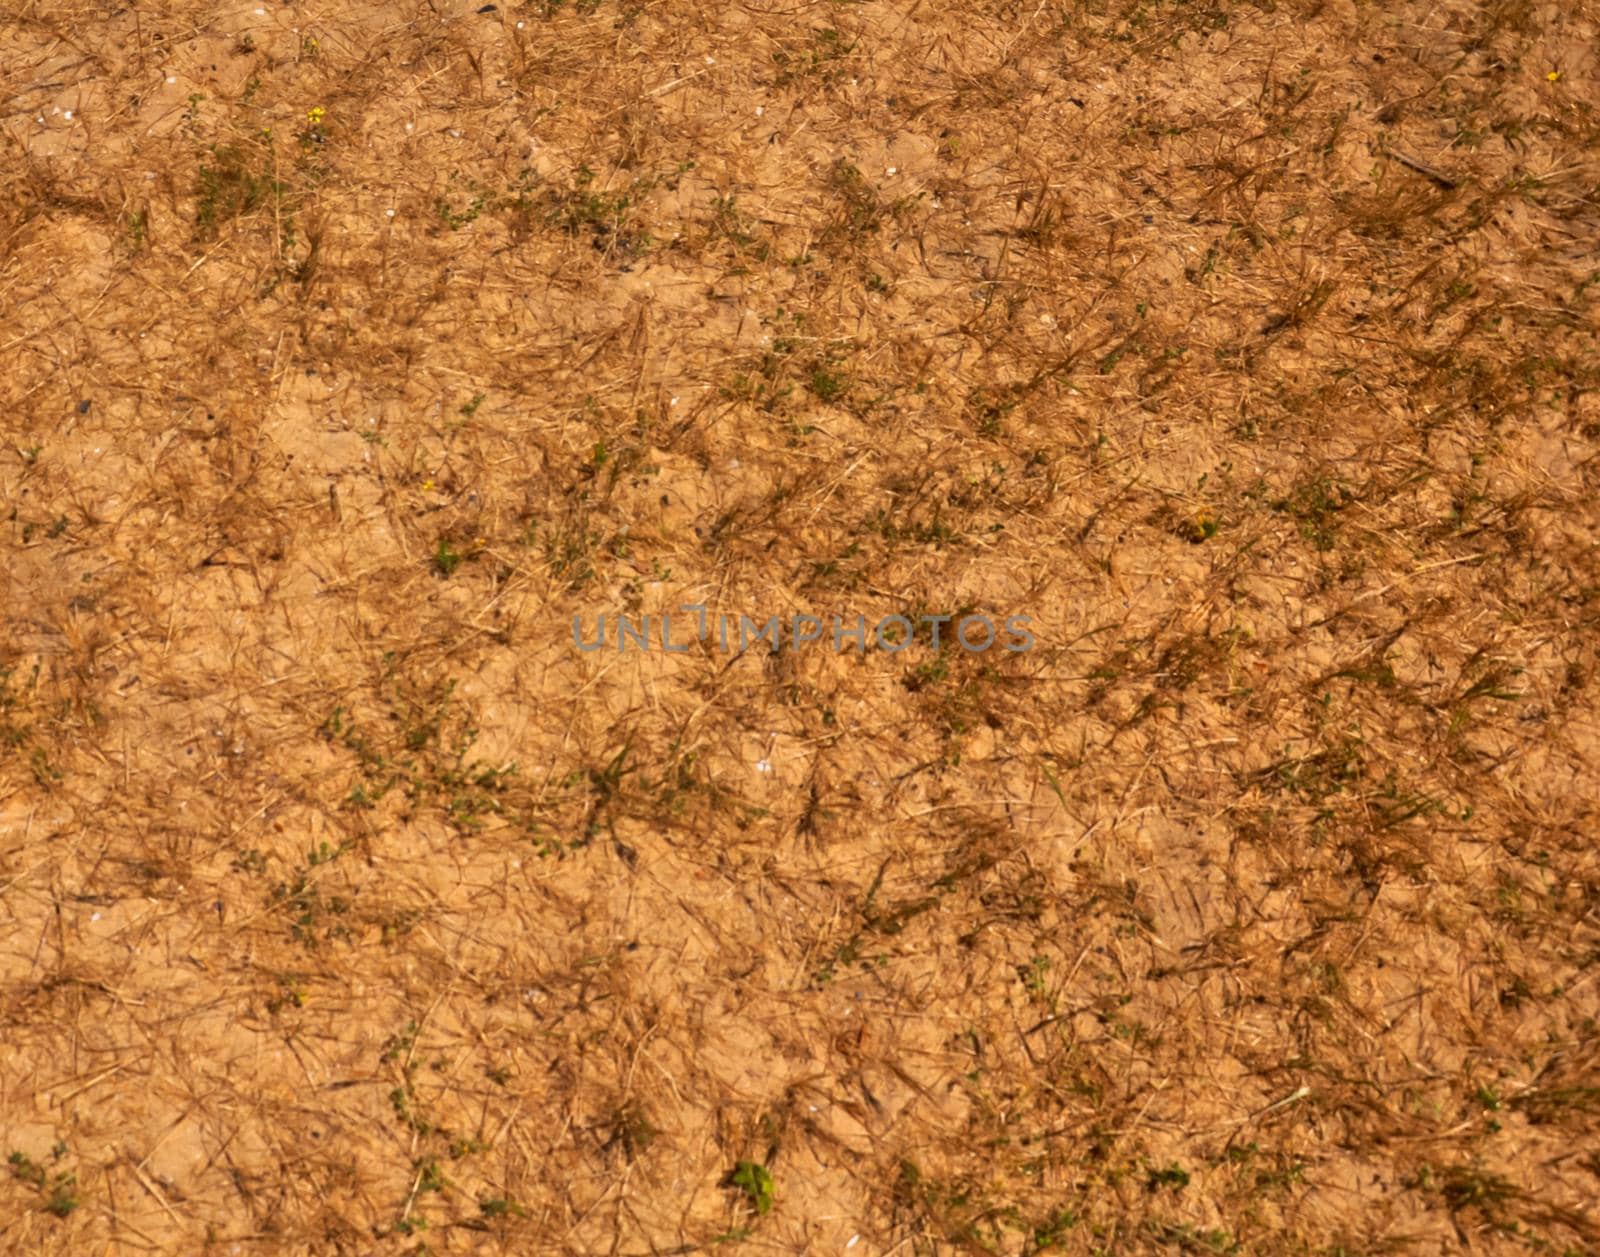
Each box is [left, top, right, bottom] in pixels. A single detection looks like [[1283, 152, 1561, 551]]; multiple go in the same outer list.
[[3, 0, 1600, 1252]]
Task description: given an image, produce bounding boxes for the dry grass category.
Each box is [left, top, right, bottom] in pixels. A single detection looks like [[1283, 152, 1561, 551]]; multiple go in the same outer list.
[[3, 0, 1600, 1252]]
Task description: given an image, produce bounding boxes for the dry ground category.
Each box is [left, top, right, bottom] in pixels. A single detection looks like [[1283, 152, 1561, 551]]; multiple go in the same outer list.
[[3, 0, 1600, 1253]]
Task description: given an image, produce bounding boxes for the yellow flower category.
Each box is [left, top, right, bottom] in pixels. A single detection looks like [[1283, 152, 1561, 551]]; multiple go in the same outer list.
[[1547, 70, 1561, 82], [307, 105, 326, 125], [421, 479, 434, 491]]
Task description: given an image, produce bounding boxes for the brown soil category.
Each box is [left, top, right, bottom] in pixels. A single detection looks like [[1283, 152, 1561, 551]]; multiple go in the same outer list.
[[3, 0, 1600, 1253]]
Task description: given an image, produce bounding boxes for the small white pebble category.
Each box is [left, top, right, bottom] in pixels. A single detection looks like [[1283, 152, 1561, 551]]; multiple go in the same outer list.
[[254, 7, 265, 14], [385, 208, 396, 218], [64, 110, 74, 120], [516, 20, 524, 28], [886, 166, 896, 175], [404, 122, 414, 132], [756, 759, 772, 774], [90, 912, 102, 922], [704, 55, 716, 65], [755, 105, 764, 116], [847, 1237, 860, 1250], [669, 396, 679, 406], [166, 75, 176, 83]]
